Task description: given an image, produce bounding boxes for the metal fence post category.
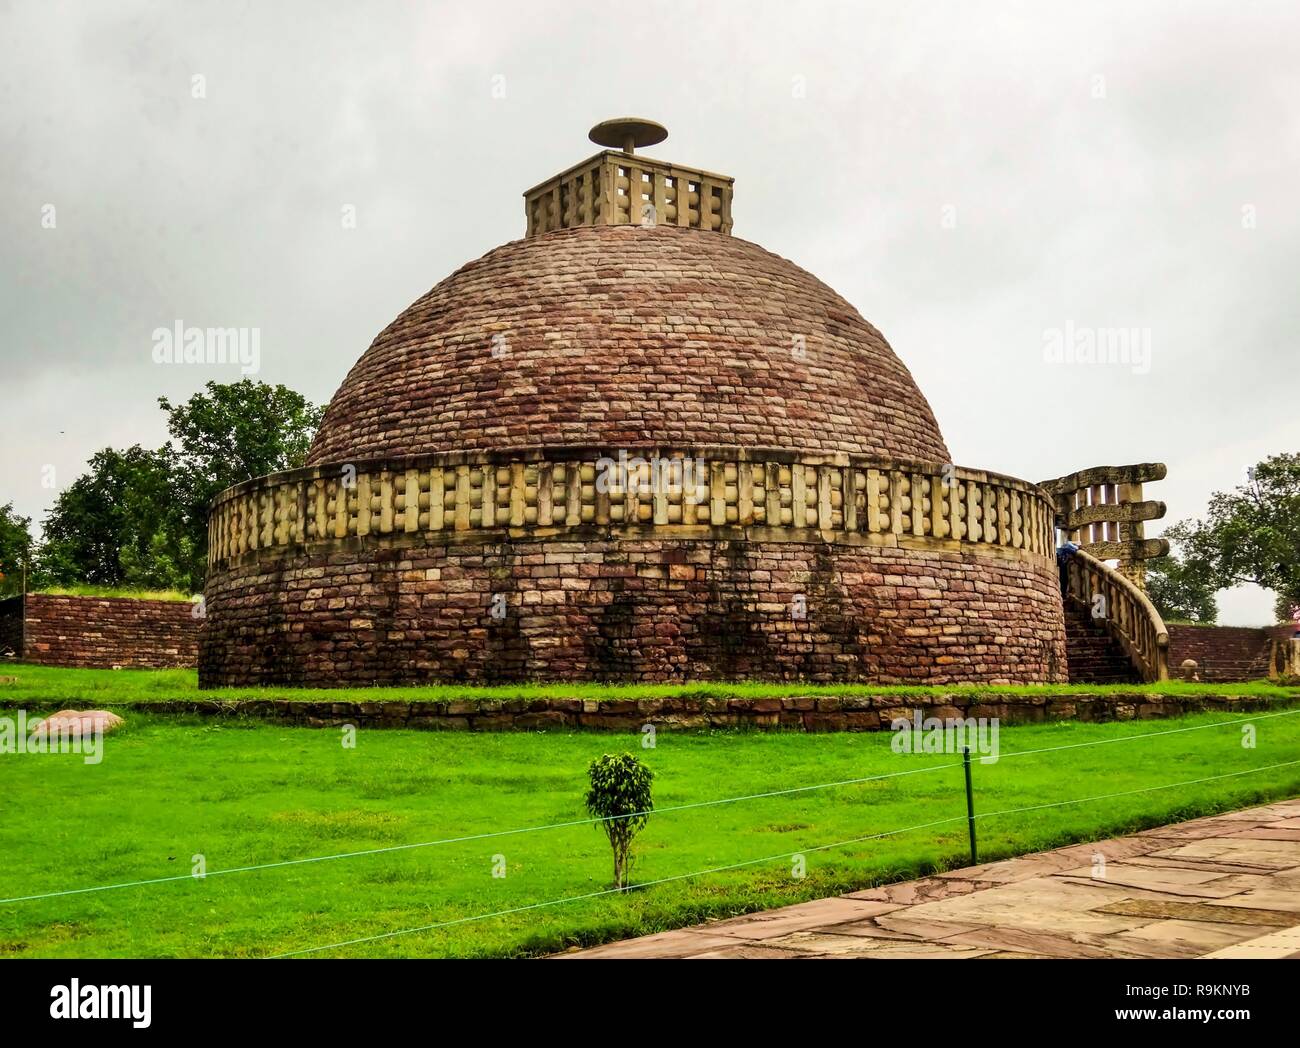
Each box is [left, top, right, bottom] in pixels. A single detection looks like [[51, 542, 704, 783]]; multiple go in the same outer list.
[[963, 745, 977, 866]]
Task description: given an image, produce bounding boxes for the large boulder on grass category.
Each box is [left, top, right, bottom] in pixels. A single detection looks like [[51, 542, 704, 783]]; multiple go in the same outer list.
[[30, 710, 125, 738]]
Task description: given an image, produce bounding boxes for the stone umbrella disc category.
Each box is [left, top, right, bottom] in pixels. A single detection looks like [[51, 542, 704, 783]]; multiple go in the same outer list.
[[588, 118, 668, 152]]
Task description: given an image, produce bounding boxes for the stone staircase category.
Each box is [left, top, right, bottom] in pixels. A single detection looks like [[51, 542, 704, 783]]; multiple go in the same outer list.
[[1063, 599, 1142, 684]]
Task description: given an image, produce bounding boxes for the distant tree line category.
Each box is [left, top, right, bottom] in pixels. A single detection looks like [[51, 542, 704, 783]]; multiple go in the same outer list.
[[0, 380, 323, 597], [1144, 452, 1300, 626]]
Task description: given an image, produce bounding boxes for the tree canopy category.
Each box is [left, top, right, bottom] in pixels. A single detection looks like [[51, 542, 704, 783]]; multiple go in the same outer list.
[[1145, 539, 1219, 624], [0, 502, 33, 597], [37, 445, 175, 588], [158, 380, 324, 589], [29, 381, 323, 594], [1162, 453, 1300, 624]]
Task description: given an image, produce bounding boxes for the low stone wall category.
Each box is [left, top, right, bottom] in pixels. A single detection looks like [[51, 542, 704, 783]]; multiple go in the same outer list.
[[14, 593, 199, 670], [17, 690, 1287, 732], [1167, 623, 1294, 682]]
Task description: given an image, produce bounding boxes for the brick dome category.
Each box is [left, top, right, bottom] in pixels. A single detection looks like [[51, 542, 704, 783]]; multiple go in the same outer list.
[[307, 225, 949, 466], [202, 129, 1070, 691]]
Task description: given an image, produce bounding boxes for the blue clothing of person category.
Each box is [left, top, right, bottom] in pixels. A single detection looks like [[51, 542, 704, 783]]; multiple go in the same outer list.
[[1056, 541, 1080, 595]]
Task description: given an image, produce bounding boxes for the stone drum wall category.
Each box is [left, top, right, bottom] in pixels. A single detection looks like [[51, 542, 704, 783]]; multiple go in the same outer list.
[[201, 446, 1067, 686]]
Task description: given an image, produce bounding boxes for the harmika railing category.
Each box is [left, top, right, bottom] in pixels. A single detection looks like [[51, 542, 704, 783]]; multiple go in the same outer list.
[[523, 151, 734, 237], [1065, 547, 1170, 682]]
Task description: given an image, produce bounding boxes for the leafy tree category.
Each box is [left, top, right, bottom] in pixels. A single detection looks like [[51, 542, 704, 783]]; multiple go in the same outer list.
[[36, 446, 176, 589], [1145, 539, 1218, 624], [585, 753, 654, 890], [1171, 453, 1300, 624], [159, 380, 324, 589], [27, 381, 323, 594], [0, 502, 33, 597], [118, 520, 196, 592]]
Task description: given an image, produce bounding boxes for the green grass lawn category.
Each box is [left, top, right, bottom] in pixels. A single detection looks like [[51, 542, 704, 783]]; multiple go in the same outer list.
[[1, 705, 1298, 958], [3, 663, 1297, 707]]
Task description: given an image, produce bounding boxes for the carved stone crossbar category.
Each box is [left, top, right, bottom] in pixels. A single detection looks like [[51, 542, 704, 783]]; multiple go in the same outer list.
[[1040, 462, 1169, 588], [524, 151, 735, 237], [207, 448, 1057, 572]]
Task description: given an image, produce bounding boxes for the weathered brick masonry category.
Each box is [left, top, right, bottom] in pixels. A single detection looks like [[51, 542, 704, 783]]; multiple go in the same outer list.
[[8, 690, 1282, 733], [307, 227, 950, 467], [201, 537, 1066, 686], [6, 593, 198, 669], [1167, 622, 1297, 682]]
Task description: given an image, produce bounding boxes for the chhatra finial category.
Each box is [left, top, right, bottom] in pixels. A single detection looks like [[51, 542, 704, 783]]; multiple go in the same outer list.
[[588, 117, 668, 155], [525, 118, 732, 237]]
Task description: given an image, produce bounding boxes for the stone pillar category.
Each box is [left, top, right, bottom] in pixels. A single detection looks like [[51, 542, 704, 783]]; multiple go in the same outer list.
[[1271, 638, 1300, 681], [1118, 480, 1146, 590]]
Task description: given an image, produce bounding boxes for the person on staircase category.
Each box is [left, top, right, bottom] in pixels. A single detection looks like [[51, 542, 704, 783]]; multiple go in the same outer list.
[[1056, 541, 1080, 596]]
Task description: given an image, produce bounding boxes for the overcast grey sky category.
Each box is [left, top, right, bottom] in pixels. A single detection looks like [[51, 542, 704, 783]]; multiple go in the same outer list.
[[2, 0, 1297, 623]]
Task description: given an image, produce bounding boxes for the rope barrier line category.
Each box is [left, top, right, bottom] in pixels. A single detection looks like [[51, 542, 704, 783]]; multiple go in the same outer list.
[[0, 761, 962, 905], [994, 704, 1300, 761], [975, 758, 1300, 821], [268, 813, 973, 958], [272, 756, 1300, 958], [2, 705, 1296, 907]]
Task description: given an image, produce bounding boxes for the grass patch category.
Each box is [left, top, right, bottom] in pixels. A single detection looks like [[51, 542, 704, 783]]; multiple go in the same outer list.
[[2, 663, 1297, 708], [0, 708, 1297, 957], [28, 585, 194, 603]]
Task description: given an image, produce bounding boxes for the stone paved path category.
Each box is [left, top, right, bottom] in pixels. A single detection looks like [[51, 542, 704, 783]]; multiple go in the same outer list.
[[564, 798, 1300, 959]]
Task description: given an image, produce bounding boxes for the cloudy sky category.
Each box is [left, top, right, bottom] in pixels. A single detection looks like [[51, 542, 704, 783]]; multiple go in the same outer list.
[[2, 0, 1297, 623]]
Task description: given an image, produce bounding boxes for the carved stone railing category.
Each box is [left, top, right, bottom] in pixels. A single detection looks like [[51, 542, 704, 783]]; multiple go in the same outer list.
[[1040, 462, 1168, 589], [207, 447, 1057, 572], [1064, 547, 1170, 682], [524, 151, 734, 237]]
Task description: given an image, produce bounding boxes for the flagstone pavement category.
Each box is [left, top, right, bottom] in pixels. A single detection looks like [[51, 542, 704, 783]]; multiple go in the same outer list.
[[562, 798, 1300, 959]]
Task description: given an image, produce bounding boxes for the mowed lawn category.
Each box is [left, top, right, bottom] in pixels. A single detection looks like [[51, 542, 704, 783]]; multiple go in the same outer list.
[[4, 663, 1299, 704], [2, 699, 1299, 958]]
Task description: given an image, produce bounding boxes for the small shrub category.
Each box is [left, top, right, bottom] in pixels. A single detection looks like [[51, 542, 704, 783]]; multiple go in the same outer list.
[[585, 752, 654, 890]]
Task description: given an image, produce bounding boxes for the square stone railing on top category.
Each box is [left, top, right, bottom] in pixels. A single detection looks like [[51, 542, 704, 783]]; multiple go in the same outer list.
[[207, 447, 1057, 572], [524, 151, 734, 237]]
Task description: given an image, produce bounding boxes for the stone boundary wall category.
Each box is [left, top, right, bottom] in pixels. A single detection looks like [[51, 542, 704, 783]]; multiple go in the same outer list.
[[1167, 623, 1296, 683], [13, 593, 199, 670], [16, 691, 1288, 733]]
